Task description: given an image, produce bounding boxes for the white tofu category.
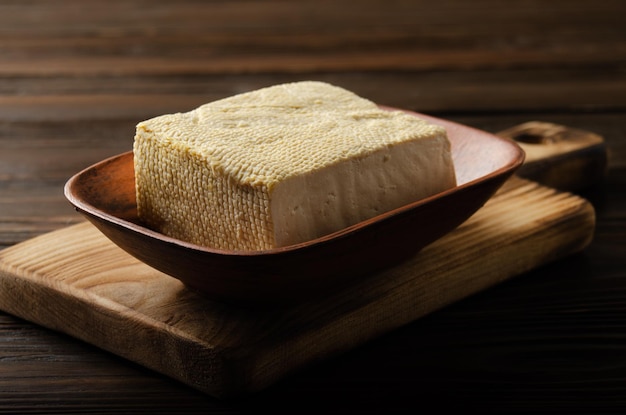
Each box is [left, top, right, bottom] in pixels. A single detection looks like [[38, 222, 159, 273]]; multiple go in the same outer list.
[[133, 81, 456, 251]]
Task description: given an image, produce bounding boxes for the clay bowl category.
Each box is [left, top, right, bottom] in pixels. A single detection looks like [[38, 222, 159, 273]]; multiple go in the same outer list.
[[64, 109, 524, 306]]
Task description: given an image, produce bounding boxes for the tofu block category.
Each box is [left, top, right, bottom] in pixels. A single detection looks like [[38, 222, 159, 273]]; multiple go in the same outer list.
[[133, 81, 456, 251]]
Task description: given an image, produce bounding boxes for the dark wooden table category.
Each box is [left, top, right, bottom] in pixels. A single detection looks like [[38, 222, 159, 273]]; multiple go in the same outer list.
[[1, 1, 625, 413]]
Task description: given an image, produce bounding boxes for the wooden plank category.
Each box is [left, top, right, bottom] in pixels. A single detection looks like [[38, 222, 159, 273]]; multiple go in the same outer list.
[[0, 0, 623, 75], [0, 176, 595, 398], [1, 69, 625, 123]]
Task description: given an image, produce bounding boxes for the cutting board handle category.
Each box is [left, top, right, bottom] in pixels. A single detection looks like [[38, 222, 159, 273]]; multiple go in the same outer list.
[[497, 121, 608, 191]]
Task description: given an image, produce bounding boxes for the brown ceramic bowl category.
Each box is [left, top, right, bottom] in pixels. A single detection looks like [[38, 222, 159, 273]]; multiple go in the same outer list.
[[64, 109, 524, 306]]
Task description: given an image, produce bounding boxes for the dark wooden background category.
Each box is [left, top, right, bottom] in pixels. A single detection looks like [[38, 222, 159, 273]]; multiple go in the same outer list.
[[1, 0, 625, 413]]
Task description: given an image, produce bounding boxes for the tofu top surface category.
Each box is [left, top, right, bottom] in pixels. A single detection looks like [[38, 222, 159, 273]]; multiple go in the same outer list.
[[135, 81, 447, 190]]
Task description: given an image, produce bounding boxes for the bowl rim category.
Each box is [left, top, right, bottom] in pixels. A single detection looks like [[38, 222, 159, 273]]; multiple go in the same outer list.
[[64, 109, 525, 258]]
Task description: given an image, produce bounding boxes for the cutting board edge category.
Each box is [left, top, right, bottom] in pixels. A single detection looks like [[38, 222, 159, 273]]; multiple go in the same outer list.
[[0, 253, 242, 398]]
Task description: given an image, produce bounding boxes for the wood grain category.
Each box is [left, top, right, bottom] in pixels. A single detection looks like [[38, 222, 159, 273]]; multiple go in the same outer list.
[[0, 0, 625, 412], [500, 121, 608, 191], [1, 0, 624, 75], [0, 175, 595, 398]]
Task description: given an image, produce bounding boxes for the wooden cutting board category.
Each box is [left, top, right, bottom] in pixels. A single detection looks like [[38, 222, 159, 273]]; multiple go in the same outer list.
[[0, 122, 603, 399]]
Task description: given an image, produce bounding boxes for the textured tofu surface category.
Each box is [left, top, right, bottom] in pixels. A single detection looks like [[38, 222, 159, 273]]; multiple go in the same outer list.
[[133, 81, 456, 251]]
